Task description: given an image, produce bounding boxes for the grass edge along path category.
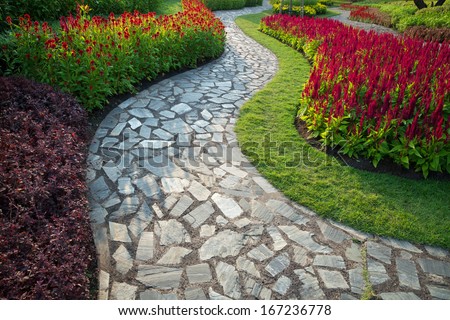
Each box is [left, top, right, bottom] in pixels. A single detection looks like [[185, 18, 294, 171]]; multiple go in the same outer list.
[[234, 12, 450, 249]]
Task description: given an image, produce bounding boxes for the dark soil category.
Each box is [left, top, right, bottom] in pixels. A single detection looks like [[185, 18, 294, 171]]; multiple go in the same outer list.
[[295, 117, 450, 181]]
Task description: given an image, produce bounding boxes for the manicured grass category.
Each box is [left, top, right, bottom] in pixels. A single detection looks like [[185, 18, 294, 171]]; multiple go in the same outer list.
[[156, 0, 182, 15], [234, 11, 450, 249]]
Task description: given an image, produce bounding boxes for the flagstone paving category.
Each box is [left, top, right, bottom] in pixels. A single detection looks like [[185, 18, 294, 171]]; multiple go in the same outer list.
[[87, 2, 450, 300]]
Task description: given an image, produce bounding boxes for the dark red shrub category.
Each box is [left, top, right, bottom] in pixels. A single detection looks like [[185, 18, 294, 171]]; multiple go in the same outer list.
[[0, 77, 96, 299], [404, 26, 450, 43]]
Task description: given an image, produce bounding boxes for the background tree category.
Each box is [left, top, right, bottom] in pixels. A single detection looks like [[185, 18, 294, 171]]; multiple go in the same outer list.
[[413, 0, 446, 10]]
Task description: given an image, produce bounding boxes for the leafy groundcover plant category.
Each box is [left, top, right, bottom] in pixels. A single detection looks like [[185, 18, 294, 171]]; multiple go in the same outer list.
[[1, 0, 225, 110], [0, 77, 96, 299], [260, 14, 449, 177]]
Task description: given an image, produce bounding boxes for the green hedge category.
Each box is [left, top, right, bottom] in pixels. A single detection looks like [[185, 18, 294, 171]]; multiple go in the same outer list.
[[201, 0, 263, 10]]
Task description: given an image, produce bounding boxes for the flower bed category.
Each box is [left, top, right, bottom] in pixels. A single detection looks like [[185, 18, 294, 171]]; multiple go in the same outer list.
[[347, 5, 391, 28], [1, 0, 225, 110], [0, 77, 95, 299], [260, 14, 450, 177]]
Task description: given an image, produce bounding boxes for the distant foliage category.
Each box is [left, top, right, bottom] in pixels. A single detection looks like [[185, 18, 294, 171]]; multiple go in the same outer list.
[[201, 0, 246, 10], [404, 25, 450, 43], [348, 6, 392, 28], [0, 77, 95, 299], [0, 0, 161, 22]]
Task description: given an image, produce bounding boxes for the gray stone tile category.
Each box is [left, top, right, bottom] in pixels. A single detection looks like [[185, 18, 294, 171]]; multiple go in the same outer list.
[[128, 108, 154, 119], [186, 263, 212, 284], [236, 256, 261, 278], [118, 177, 135, 195], [367, 259, 391, 285], [219, 163, 248, 178], [349, 267, 364, 295], [188, 180, 211, 201], [162, 118, 193, 134], [199, 230, 245, 260], [109, 222, 132, 242], [136, 232, 154, 261], [293, 246, 312, 267], [157, 247, 192, 265], [267, 200, 309, 225], [317, 269, 349, 289], [128, 117, 142, 130], [184, 202, 215, 228], [316, 220, 349, 244], [265, 254, 290, 276], [208, 288, 232, 300], [153, 128, 174, 140], [251, 201, 275, 223], [90, 176, 111, 202], [112, 244, 133, 274], [259, 287, 272, 300], [247, 244, 274, 262], [172, 103, 192, 114], [133, 175, 160, 197], [367, 241, 392, 264], [252, 176, 277, 193], [396, 258, 421, 290], [140, 289, 177, 300], [110, 196, 140, 219], [427, 285, 450, 299], [103, 163, 122, 183], [136, 265, 183, 289], [273, 276, 291, 295], [170, 195, 194, 217], [211, 193, 243, 219], [425, 246, 449, 258], [161, 177, 188, 193], [156, 219, 191, 246], [98, 270, 110, 300], [313, 255, 346, 269], [380, 292, 420, 300], [279, 225, 331, 254], [266, 226, 287, 251], [381, 237, 422, 253], [216, 261, 241, 299], [110, 282, 137, 300], [295, 269, 326, 299], [345, 242, 363, 263], [417, 258, 450, 277], [185, 287, 207, 300], [139, 125, 152, 139]]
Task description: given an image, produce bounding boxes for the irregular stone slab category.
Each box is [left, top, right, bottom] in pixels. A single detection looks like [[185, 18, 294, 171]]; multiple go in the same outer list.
[[139, 139, 174, 150], [128, 117, 142, 130], [186, 263, 212, 284], [251, 201, 275, 223], [234, 218, 251, 228], [216, 261, 241, 299], [293, 246, 312, 267], [143, 156, 190, 179], [279, 225, 331, 254], [170, 195, 194, 217], [219, 163, 248, 178], [103, 164, 122, 183], [98, 270, 110, 300], [367, 259, 390, 285], [417, 258, 450, 277], [188, 180, 211, 201], [110, 282, 137, 300], [90, 176, 111, 202], [345, 242, 363, 263], [424, 246, 448, 258], [273, 276, 292, 295], [316, 220, 349, 244], [180, 92, 203, 103], [236, 256, 261, 278], [156, 219, 191, 246], [208, 288, 232, 300], [219, 175, 241, 189], [185, 287, 207, 300], [200, 225, 216, 237], [90, 205, 108, 225], [259, 287, 272, 300], [381, 237, 422, 253], [140, 289, 177, 300], [396, 258, 420, 290], [199, 230, 245, 260], [118, 177, 135, 195], [134, 175, 160, 197], [201, 109, 213, 121], [136, 232, 154, 261], [211, 193, 243, 219], [162, 118, 193, 134], [313, 255, 346, 269], [349, 267, 364, 295], [427, 285, 450, 300], [92, 226, 110, 270], [139, 125, 152, 139], [367, 241, 392, 265], [157, 247, 192, 265], [153, 128, 174, 140], [252, 176, 277, 193], [152, 203, 164, 218], [267, 200, 309, 225], [184, 202, 215, 228], [265, 254, 290, 276], [247, 244, 274, 262], [317, 269, 349, 289], [380, 292, 420, 300], [266, 226, 287, 251], [110, 122, 127, 136], [172, 103, 192, 114], [110, 196, 140, 219], [295, 269, 326, 299], [128, 108, 154, 119], [136, 265, 183, 289], [161, 177, 187, 193], [109, 222, 131, 242], [112, 245, 133, 274]]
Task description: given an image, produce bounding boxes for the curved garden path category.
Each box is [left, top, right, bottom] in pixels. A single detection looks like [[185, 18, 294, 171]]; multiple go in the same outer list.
[[87, 1, 450, 300]]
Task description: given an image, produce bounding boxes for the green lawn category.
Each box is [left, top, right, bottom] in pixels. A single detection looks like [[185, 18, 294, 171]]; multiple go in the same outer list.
[[234, 11, 450, 249], [156, 0, 182, 15]]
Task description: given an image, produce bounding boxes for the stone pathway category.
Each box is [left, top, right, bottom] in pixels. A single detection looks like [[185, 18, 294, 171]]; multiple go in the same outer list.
[[87, 1, 450, 300]]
